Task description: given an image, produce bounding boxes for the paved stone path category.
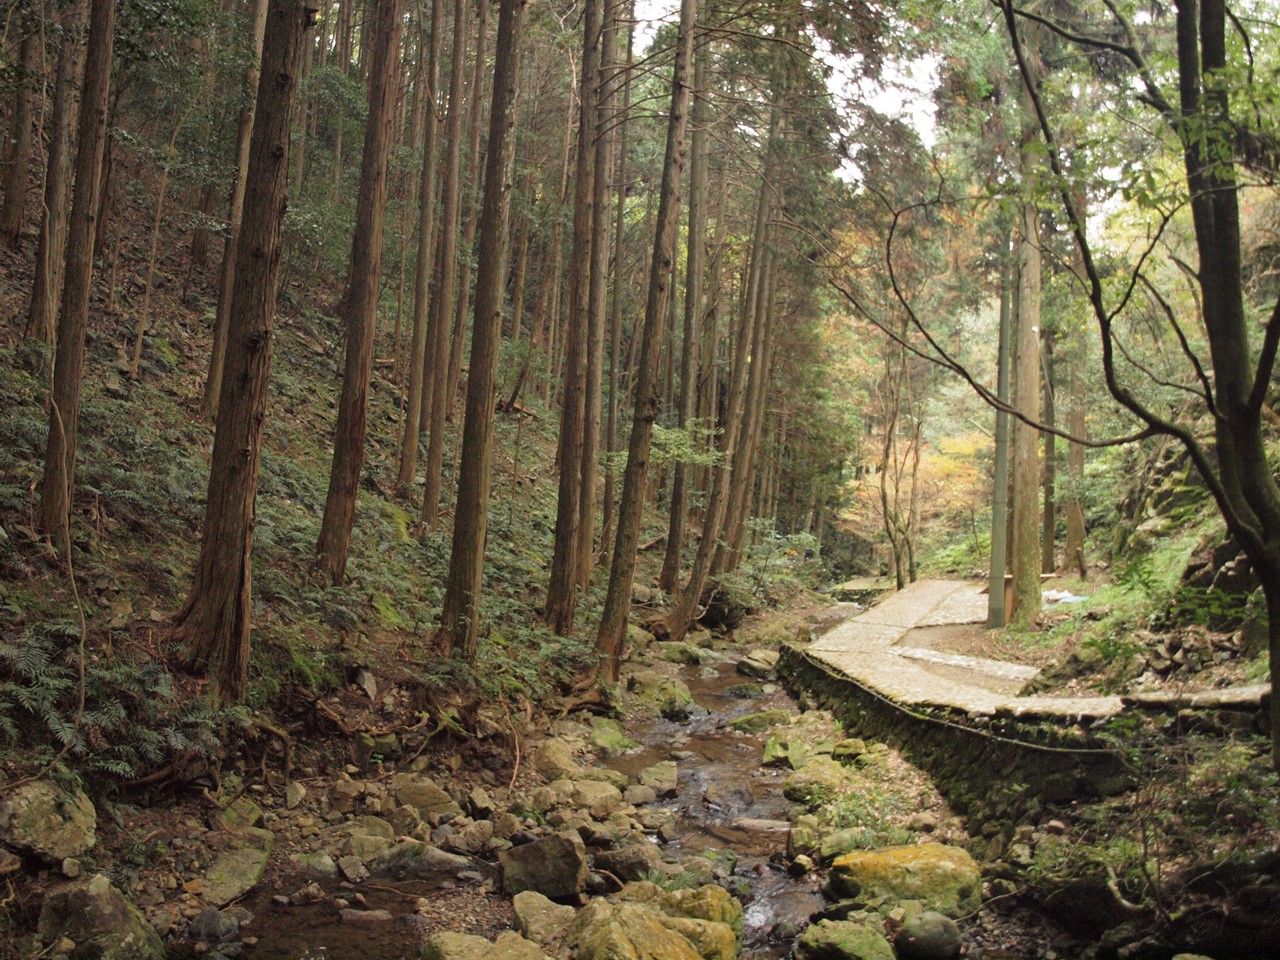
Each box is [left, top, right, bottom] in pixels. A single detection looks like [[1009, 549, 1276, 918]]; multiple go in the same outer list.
[[804, 579, 1125, 721]]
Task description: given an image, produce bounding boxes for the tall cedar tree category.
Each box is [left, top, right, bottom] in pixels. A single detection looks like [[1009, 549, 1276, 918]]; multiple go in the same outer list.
[[1009, 16, 1044, 623], [545, 0, 603, 633], [36, 0, 116, 535], [659, 0, 707, 593], [576, 0, 620, 589], [316, 0, 404, 582], [1, 11, 39, 246], [174, 0, 313, 703], [588, 0, 696, 686], [396, 0, 444, 492], [203, 0, 271, 417], [27, 0, 88, 346], [435, 0, 526, 661], [420, 0, 470, 528]]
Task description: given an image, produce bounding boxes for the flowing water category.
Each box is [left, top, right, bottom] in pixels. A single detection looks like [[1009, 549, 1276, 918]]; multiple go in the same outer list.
[[608, 660, 826, 958]]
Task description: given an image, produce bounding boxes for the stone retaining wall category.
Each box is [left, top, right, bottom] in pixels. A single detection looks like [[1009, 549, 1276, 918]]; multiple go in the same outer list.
[[778, 645, 1132, 835]]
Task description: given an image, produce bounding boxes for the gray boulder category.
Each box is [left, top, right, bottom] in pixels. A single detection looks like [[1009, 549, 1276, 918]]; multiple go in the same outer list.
[[501, 832, 588, 900], [391, 773, 463, 816], [594, 841, 665, 881], [368, 840, 468, 879]]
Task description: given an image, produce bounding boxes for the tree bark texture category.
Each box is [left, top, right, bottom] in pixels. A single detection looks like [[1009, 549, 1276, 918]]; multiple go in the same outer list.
[[27, 0, 87, 346], [315, 0, 403, 582], [36, 0, 116, 535], [420, 0, 470, 527], [544, 0, 602, 633], [173, 0, 310, 704], [1, 15, 40, 246], [435, 0, 526, 663], [396, 0, 443, 492], [1010, 20, 1043, 624], [592, 0, 695, 682], [203, 0, 270, 417]]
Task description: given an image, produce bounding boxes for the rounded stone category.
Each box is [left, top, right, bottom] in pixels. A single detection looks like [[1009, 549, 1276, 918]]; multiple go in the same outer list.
[[894, 911, 962, 959]]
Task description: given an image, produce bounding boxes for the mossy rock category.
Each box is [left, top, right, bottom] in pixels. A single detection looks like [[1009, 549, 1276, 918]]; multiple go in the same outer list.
[[828, 844, 980, 919], [729, 709, 791, 734], [737, 613, 805, 647], [795, 918, 894, 960], [627, 669, 694, 720], [590, 717, 638, 758], [783, 757, 848, 809]]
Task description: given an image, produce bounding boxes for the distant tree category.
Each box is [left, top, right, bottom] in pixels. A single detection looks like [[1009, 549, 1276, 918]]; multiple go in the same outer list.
[[435, 0, 526, 662], [315, 0, 404, 582], [659, 0, 708, 595], [36, 0, 117, 536], [173, 0, 312, 703]]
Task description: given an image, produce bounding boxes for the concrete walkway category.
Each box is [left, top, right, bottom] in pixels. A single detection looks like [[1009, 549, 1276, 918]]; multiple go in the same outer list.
[[804, 579, 1124, 721]]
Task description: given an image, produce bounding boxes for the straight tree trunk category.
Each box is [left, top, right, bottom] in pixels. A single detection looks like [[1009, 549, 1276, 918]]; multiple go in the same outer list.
[[1041, 324, 1056, 572], [599, 0, 634, 558], [1010, 22, 1044, 624], [420, 0, 470, 527], [435, 0, 526, 662], [27, 0, 87, 346], [590, 0, 695, 684], [203, 0, 271, 418], [659, 0, 707, 593], [35, 0, 116, 536], [544, 0, 602, 633], [315, 0, 404, 582], [173, 0, 310, 704], [443, 0, 489, 419], [719, 259, 776, 572], [1, 16, 40, 246], [665, 134, 773, 643], [575, 0, 621, 590], [396, 0, 443, 492]]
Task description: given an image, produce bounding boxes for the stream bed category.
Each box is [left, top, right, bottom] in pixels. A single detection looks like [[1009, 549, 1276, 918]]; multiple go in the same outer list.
[[177, 611, 1079, 960]]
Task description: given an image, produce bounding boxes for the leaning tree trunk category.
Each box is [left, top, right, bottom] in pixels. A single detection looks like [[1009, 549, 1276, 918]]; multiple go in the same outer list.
[[434, 0, 526, 663], [36, 0, 116, 536], [172, 0, 310, 704], [590, 0, 695, 686], [27, 0, 87, 348], [315, 0, 403, 582]]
